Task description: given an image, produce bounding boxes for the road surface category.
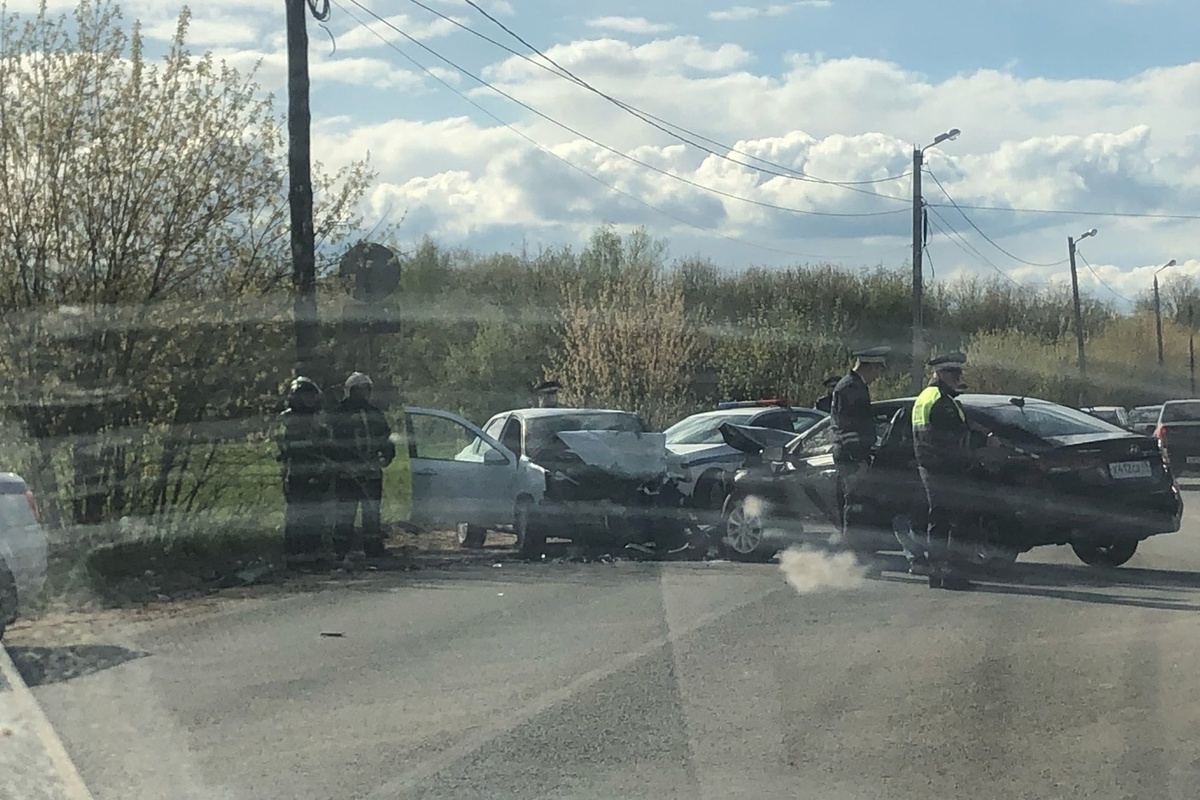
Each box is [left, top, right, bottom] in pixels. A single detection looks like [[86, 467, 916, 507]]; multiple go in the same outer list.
[[10, 495, 1200, 799]]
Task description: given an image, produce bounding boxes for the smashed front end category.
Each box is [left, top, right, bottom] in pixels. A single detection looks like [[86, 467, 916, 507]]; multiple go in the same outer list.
[[535, 430, 688, 545]]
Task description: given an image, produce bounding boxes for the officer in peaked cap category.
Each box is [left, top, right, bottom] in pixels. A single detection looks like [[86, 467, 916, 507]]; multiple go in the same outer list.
[[813, 375, 840, 414], [912, 351, 973, 590], [534, 379, 562, 408], [829, 346, 891, 558]]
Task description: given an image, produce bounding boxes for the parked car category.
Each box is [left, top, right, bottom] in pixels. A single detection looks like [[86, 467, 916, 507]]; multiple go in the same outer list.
[[401, 407, 686, 557], [1129, 405, 1162, 436], [664, 401, 826, 512], [1082, 405, 1131, 429], [721, 394, 1182, 567], [0, 473, 47, 639], [1154, 399, 1200, 476]]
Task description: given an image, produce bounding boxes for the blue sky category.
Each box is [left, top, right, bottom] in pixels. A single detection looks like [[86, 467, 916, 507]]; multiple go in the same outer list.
[[10, 0, 1200, 302]]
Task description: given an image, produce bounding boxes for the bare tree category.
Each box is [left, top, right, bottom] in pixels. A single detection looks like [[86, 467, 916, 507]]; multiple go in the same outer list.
[[0, 1, 373, 524]]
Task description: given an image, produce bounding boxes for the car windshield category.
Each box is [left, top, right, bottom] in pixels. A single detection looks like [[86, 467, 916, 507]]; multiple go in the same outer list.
[[1130, 406, 1163, 424], [1088, 409, 1122, 425], [1161, 401, 1200, 422], [981, 402, 1128, 438], [526, 412, 647, 456], [664, 412, 756, 444]]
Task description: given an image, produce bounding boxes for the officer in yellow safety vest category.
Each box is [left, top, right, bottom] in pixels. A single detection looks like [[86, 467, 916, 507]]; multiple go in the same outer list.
[[912, 352, 973, 590]]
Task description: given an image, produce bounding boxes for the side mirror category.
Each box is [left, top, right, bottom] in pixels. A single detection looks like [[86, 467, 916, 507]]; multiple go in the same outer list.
[[483, 448, 509, 465], [763, 445, 785, 463]]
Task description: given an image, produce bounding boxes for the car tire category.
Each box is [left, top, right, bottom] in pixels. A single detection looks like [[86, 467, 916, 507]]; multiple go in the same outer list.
[[721, 497, 778, 562], [0, 561, 17, 640], [457, 523, 487, 549], [513, 498, 546, 559], [1071, 539, 1138, 568]]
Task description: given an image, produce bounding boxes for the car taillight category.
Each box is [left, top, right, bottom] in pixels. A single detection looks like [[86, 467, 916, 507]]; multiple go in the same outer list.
[[24, 489, 39, 522], [1155, 424, 1167, 444]]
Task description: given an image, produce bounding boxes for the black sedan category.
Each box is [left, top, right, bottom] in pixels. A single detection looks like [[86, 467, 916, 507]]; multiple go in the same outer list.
[[719, 394, 1183, 567]]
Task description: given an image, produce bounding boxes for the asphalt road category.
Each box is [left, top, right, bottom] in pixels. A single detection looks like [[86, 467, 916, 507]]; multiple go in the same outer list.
[[13, 495, 1200, 800]]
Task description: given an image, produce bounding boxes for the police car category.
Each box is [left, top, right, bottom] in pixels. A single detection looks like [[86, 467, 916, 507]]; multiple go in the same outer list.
[[664, 400, 827, 512]]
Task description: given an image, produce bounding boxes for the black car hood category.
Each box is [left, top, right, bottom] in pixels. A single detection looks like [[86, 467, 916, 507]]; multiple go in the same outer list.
[[718, 423, 798, 455]]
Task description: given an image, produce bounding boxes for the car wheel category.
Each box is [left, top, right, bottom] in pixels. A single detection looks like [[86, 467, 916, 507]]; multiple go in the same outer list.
[[1072, 539, 1138, 568], [0, 561, 17, 640], [722, 497, 777, 562], [457, 523, 487, 549], [513, 498, 546, 559]]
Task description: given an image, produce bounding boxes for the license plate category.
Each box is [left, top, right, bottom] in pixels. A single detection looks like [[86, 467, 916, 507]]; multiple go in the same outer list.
[[1187, 456, 1200, 465], [1109, 460, 1152, 479]]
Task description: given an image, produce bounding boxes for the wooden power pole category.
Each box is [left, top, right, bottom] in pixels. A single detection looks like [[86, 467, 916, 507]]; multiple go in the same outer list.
[[286, 0, 329, 376]]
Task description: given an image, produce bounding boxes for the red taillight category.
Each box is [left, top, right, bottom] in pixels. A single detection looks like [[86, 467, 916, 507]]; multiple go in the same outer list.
[[24, 489, 39, 523], [1155, 424, 1167, 444]]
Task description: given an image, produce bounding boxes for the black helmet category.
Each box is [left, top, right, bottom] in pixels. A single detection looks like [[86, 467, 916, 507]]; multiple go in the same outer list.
[[286, 376, 322, 412]]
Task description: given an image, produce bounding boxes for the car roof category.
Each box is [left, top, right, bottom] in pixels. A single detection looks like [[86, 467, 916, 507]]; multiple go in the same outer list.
[[1162, 399, 1200, 405], [872, 393, 1069, 409], [504, 407, 641, 420], [680, 406, 823, 419]]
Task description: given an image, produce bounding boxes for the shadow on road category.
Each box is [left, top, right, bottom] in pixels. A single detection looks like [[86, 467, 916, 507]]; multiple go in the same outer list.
[[5, 644, 149, 688], [868, 552, 1200, 610]]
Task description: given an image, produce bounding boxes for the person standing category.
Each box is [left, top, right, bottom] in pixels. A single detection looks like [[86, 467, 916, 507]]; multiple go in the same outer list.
[[830, 346, 890, 554], [330, 372, 396, 559], [276, 376, 334, 561], [813, 376, 839, 413], [912, 352, 973, 590]]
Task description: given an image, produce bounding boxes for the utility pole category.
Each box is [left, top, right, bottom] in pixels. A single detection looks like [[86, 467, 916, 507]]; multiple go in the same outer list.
[[910, 146, 924, 394], [1190, 303, 1196, 395], [1155, 275, 1165, 367], [286, 0, 324, 375], [1067, 235, 1087, 403]]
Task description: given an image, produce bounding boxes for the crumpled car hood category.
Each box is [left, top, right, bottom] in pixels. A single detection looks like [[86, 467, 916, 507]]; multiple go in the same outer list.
[[555, 430, 684, 480]]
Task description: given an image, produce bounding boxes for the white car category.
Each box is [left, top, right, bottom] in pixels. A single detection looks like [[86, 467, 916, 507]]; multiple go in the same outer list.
[[665, 402, 827, 511], [0, 473, 48, 639], [400, 407, 684, 556]]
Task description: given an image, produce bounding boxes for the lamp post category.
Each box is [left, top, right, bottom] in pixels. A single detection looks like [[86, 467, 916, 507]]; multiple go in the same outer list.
[[911, 127, 960, 393], [1154, 259, 1178, 367], [1067, 228, 1097, 405]]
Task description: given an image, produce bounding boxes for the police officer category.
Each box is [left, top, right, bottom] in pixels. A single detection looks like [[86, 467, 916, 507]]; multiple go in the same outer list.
[[534, 379, 562, 408], [912, 352, 973, 590], [276, 376, 334, 560], [329, 372, 396, 559], [813, 376, 839, 413], [830, 346, 890, 553]]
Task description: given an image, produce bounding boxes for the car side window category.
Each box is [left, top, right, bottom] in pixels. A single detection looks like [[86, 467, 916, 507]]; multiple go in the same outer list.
[[797, 423, 834, 456], [500, 418, 522, 458], [755, 411, 792, 431]]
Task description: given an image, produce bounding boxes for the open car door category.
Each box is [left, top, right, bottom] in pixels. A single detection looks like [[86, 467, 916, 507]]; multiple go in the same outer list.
[[403, 407, 522, 530]]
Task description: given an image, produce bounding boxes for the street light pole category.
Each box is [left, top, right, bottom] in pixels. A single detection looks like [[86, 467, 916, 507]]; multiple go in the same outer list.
[[911, 127, 960, 394], [1067, 228, 1096, 404], [1154, 259, 1177, 367]]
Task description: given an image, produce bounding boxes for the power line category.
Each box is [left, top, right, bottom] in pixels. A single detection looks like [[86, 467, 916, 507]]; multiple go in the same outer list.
[[330, 1, 846, 261], [925, 205, 1024, 287], [447, 0, 910, 197], [926, 169, 1069, 268], [1076, 250, 1134, 303], [339, 0, 908, 220], [926, 202, 1200, 222]]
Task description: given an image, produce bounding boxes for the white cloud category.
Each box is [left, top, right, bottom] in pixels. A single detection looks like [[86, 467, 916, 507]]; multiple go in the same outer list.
[[709, 1, 831, 22], [586, 16, 674, 35], [334, 13, 463, 51]]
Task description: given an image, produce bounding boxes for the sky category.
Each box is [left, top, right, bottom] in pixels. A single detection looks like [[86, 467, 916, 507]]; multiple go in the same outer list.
[[10, 0, 1200, 305]]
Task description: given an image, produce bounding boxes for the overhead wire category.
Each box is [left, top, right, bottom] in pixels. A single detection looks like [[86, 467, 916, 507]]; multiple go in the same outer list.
[[926, 169, 1069, 267], [925, 205, 1024, 287], [447, 0, 910, 196], [1075, 250, 1134, 303], [338, 0, 908, 220], [330, 0, 846, 260], [925, 202, 1200, 222]]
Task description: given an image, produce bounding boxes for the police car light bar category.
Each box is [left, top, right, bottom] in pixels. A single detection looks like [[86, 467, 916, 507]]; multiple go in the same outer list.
[[716, 398, 788, 409]]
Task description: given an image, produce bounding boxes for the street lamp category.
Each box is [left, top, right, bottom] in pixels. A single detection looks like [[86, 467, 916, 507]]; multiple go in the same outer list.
[[1154, 259, 1178, 366], [911, 128, 961, 392], [1067, 228, 1098, 404]]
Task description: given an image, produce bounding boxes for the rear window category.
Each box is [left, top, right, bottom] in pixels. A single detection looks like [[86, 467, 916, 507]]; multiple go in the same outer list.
[[1129, 407, 1161, 424], [977, 402, 1126, 439], [1161, 401, 1200, 423]]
